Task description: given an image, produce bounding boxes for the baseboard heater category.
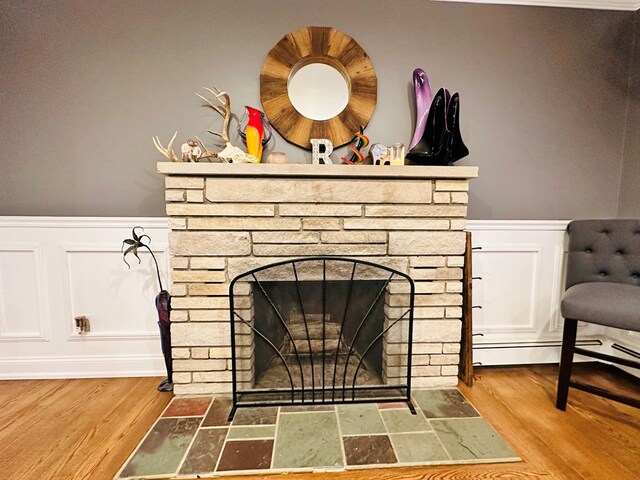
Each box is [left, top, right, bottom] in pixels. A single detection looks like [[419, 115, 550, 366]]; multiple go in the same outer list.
[[473, 339, 602, 350], [612, 343, 640, 360]]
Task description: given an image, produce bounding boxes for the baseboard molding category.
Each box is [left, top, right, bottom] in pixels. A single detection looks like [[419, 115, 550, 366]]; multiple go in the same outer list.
[[0, 354, 166, 379]]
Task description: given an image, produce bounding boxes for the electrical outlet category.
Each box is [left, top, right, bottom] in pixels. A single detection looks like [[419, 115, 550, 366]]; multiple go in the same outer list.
[[74, 315, 91, 334]]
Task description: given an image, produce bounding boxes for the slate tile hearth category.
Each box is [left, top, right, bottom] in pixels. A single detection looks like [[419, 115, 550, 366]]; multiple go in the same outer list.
[[390, 432, 450, 463], [343, 435, 398, 466], [432, 417, 519, 460], [414, 388, 481, 418], [162, 397, 212, 418], [119, 417, 201, 478], [380, 408, 431, 433], [272, 411, 344, 469], [217, 439, 275, 471], [201, 397, 232, 427], [232, 406, 278, 425], [179, 428, 227, 475], [337, 403, 387, 435], [116, 388, 520, 479]]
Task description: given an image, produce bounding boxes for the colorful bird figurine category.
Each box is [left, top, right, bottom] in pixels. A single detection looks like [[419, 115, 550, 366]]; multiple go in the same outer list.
[[244, 106, 265, 162], [341, 127, 369, 165]]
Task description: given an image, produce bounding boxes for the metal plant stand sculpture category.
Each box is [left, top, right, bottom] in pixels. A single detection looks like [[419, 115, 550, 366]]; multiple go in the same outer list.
[[122, 227, 173, 392]]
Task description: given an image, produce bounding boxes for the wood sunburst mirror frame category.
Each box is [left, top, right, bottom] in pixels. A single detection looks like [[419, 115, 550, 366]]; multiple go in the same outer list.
[[260, 26, 377, 150]]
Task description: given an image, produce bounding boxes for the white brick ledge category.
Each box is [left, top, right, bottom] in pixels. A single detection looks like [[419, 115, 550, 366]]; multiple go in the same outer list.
[[157, 162, 479, 179]]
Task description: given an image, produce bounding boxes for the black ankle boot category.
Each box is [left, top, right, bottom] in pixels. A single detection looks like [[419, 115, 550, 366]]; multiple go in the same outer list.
[[406, 88, 450, 165], [444, 92, 469, 164]]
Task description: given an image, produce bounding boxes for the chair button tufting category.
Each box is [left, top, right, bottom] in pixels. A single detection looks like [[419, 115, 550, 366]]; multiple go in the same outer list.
[[616, 250, 624, 255], [599, 271, 607, 276], [633, 273, 640, 279], [601, 230, 609, 234], [585, 248, 593, 253]]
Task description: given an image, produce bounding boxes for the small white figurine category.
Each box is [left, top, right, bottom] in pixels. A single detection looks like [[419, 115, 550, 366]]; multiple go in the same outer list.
[[266, 152, 288, 164], [181, 139, 201, 162], [368, 143, 389, 165]]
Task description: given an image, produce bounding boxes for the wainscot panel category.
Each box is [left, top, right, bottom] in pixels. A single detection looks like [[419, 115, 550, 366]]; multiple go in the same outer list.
[[1, 217, 637, 378]]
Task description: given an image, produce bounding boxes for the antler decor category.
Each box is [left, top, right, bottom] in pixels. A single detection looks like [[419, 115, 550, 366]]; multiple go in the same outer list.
[[196, 87, 254, 163], [197, 86, 231, 144], [152, 131, 180, 162], [152, 86, 255, 163]]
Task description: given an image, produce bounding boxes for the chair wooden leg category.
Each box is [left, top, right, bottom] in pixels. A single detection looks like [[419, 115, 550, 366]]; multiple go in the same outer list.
[[556, 318, 578, 410]]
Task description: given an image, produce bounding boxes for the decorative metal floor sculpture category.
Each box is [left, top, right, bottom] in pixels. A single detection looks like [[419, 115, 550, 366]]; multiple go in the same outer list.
[[122, 227, 173, 392], [228, 257, 415, 421]]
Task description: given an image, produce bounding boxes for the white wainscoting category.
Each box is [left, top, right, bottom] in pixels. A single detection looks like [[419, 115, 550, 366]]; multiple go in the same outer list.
[[0, 217, 169, 379], [468, 220, 640, 368], [0, 217, 637, 379], [469, 220, 572, 365]]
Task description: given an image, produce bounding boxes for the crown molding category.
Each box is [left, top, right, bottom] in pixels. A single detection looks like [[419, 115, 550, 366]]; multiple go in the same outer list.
[[435, 0, 640, 11]]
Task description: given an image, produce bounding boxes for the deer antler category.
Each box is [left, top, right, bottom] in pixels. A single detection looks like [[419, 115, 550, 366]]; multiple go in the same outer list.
[[194, 135, 223, 162], [152, 131, 180, 162], [196, 87, 231, 144]]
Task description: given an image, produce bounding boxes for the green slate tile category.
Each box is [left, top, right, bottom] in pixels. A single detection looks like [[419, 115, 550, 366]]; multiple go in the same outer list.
[[377, 402, 410, 409], [272, 412, 344, 469], [337, 404, 386, 435], [432, 418, 518, 460], [119, 417, 201, 477], [390, 432, 450, 463], [280, 405, 335, 412], [178, 428, 227, 475], [232, 407, 278, 425], [380, 408, 431, 433], [227, 425, 276, 439], [413, 389, 479, 418]]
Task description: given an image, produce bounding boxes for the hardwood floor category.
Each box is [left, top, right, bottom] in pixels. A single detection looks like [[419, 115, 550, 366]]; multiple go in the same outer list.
[[0, 364, 637, 480], [0, 377, 168, 480]]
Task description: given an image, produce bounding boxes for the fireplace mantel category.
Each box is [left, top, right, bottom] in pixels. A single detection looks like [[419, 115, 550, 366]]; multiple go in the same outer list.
[[159, 161, 478, 395], [157, 162, 478, 180]]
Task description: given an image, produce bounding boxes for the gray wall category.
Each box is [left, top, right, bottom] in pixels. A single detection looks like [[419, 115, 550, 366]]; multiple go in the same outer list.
[[618, 10, 640, 218], [0, 0, 636, 219]]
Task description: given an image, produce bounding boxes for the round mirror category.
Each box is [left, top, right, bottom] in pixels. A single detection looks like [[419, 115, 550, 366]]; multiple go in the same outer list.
[[260, 26, 377, 150], [288, 63, 349, 121]]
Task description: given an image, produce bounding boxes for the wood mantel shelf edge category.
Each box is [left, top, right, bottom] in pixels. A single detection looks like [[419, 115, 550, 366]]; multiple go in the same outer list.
[[157, 162, 479, 179]]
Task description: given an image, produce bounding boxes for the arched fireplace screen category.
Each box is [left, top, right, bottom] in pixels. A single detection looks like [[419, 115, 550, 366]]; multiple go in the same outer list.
[[228, 257, 415, 420]]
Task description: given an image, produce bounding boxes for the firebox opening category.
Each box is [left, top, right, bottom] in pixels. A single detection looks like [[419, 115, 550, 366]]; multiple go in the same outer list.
[[252, 280, 386, 390]]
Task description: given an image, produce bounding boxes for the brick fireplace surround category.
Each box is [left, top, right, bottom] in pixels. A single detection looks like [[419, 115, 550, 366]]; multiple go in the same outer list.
[[159, 162, 478, 395]]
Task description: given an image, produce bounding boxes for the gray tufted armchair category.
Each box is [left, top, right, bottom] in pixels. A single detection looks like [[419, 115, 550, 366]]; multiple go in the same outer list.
[[556, 219, 640, 410]]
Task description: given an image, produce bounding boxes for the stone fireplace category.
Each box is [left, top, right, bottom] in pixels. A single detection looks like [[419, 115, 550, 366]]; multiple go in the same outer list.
[[159, 162, 478, 395]]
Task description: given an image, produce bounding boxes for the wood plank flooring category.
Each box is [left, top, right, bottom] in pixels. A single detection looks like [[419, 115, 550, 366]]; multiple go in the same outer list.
[[0, 377, 168, 480], [0, 364, 637, 480]]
